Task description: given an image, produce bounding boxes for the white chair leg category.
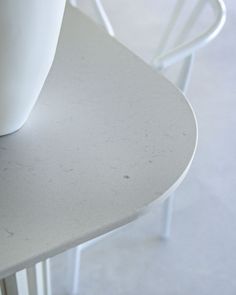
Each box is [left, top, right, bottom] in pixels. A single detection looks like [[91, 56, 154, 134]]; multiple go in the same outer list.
[[72, 246, 82, 295], [162, 194, 174, 239], [177, 54, 194, 94]]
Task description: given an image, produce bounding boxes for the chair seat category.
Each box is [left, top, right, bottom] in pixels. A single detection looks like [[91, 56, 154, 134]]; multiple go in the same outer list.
[[0, 5, 197, 279]]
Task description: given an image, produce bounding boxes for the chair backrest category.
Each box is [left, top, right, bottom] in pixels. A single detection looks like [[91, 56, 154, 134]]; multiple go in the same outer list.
[[152, 0, 226, 70], [71, 0, 226, 92]]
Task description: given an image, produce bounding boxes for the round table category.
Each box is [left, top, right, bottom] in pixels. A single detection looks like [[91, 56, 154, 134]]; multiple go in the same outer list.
[[0, 5, 197, 280]]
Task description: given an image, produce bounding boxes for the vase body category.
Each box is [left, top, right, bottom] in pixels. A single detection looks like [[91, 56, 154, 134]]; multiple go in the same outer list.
[[0, 0, 67, 136]]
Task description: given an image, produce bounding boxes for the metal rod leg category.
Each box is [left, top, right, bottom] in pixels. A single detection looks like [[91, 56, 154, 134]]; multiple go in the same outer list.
[[26, 266, 38, 295], [162, 194, 174, 239], [72, 246, 82, 295], [42, 260, 52, 295], [177, 54, 194, 94]]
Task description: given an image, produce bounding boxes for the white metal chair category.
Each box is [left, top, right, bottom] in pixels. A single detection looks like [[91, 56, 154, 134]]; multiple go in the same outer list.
[[0, 1, 226, 294]]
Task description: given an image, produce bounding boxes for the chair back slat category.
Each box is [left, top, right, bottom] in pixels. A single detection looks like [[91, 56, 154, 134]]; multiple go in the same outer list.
[[156, 0, 186, 56], [174, 0, 206, 48]]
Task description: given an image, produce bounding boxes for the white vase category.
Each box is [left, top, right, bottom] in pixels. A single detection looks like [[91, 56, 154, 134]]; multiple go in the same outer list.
[[0, 0, 67, 136]]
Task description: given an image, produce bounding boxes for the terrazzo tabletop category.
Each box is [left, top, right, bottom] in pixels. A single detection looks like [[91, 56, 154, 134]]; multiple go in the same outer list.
[[0, 5, 197, 278]]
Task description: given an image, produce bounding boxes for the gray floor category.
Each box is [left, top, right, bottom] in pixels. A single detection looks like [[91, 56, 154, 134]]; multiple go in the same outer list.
[[52, 1, 236, 294]]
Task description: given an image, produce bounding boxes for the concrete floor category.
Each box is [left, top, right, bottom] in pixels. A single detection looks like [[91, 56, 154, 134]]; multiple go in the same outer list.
[[52, 1, 236, 294]]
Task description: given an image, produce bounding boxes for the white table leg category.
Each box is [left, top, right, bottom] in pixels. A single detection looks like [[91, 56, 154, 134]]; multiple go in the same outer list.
[[72, 246, 82, 295], [42, 260, 52, 295], [26, 267, 38, 295], [162, 194, 174, 239]]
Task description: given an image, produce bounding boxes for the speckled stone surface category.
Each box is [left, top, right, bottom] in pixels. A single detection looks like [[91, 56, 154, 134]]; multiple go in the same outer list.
[[0, 5, 197, 278]]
